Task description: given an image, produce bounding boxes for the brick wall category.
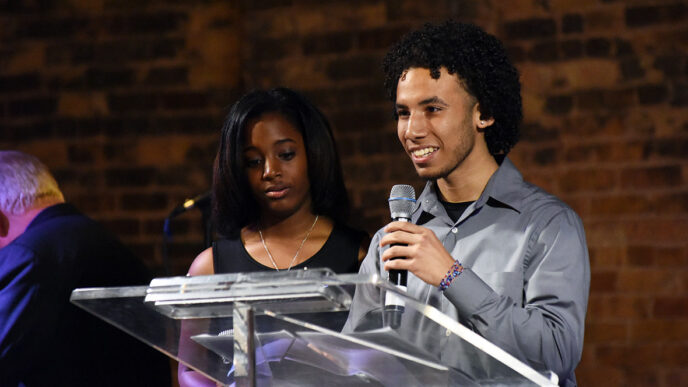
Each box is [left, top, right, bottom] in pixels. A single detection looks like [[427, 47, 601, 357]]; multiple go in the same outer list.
[[1, 0, 686, 385]]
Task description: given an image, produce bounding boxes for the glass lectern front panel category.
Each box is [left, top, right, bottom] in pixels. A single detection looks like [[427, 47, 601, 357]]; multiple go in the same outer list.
[[71, 269, 558, 386]]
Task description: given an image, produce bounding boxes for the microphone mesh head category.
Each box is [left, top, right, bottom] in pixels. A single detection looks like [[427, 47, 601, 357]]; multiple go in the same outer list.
[[389, 184, 416, 220]]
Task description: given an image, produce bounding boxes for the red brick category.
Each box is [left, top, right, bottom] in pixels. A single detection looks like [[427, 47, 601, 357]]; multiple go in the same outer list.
[[560, 168, 617, 193], [626, 245, 657, 266], [575, 364, 626, 387], [584, 220, 627, 245], [584, 8, 624, 33], [622, 368, 661, 387], [72, 193, 117, 213], [616, 267, 683, 293], [387, 0, 466, 22], [590, 270, 618, 293], [654, 297, 688, 318], [565, 140, 649, 163], [621, 165, 683, 189], [654, 246, 688, 266], [589, 194, 651, 216], [99, 218, 140, 237], [120, 193, 168, 212], [629, 319, 688, 341], [628, 245, 688, 267], [585, 38, 612, 58], [584, 322, 628, 343], [563, 143, 608, 163], [292, 3, 387, 35], [652, 192, 688, 215], [587, 295, 651, 320], [357, 26, 411, 50], [682, 271, 688, 293], [666, 369, 688, 386], [589, 246, 627, 267], [502, 18, 556, 40], [626, 3, 688, 28], [596, 344, 661, 367], [625, 219, 688, 244]]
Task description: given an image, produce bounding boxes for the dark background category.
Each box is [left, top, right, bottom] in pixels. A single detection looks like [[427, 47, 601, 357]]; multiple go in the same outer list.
[[1, 0, 687, 385]]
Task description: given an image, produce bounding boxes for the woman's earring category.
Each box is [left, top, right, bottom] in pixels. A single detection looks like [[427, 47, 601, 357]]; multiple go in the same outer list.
[[480, 120, 486, 126]]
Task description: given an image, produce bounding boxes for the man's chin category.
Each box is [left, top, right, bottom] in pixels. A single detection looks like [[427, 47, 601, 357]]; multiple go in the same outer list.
[[414, 166, 445, 181]]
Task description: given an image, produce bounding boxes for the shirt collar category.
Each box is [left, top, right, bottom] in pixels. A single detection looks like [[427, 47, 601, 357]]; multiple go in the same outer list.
[[414, 156, 525, 222], [25, 203, 79, 231], [474, 157, 524, 213]]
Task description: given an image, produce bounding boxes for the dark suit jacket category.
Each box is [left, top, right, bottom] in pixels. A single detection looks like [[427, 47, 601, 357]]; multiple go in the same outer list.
[[0, 203, 170, 386]]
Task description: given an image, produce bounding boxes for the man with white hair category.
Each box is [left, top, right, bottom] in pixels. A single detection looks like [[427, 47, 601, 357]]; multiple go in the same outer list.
[[0, 150, 170, 386]]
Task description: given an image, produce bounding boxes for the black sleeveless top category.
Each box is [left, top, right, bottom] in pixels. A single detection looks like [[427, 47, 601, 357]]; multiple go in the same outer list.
[[212, 222, 367, 274]]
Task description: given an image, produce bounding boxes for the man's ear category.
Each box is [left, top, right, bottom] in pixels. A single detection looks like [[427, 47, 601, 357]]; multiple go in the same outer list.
[[0, 211, 10, 249], [0, 210, 9, 238], [473, 103, 494, 131]]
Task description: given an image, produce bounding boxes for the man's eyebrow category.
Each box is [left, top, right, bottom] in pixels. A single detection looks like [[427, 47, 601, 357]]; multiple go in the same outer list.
[[395, 96, 449, 110], [419, 96, 448, 106]]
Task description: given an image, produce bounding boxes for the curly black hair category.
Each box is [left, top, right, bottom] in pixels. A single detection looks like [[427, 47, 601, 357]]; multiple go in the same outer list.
[[383, 21, 522, 156]]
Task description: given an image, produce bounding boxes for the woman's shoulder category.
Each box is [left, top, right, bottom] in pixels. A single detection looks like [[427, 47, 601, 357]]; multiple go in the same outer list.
[[187, 247, 214, 275], [213, 235, 263, 274]]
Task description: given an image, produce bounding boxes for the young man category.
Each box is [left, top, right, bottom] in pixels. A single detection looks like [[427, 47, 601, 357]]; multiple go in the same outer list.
[[345, 21, 590, 387], [0, 151, 170, 386]]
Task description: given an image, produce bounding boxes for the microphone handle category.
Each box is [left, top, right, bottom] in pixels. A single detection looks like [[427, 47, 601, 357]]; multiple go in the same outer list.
[[389, 252, 407, 287], [386, 239, 408, 329], [389, 216, 410, 286]]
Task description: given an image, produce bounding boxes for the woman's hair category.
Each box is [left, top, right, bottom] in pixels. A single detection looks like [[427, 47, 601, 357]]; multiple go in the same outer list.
[[0, 150, 65, 215], [383, 21, 522, 156], [214, 87, 349, 237]]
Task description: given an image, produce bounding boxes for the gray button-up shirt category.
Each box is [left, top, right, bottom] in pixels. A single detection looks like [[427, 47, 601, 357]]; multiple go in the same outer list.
[[344, 157, 590, 386]]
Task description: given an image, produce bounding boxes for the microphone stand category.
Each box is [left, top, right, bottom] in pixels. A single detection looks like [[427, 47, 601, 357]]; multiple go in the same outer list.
[[162, 193, 213, 276]]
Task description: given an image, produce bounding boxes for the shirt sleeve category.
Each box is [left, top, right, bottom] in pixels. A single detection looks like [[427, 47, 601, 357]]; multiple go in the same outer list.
[[0, 245, 40, 383], [443, 208, 590, 381]]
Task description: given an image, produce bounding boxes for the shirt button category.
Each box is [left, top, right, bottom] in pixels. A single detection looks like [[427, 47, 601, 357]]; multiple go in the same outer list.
[[451, 227, 458, 234], [445, 329, 451, 337]]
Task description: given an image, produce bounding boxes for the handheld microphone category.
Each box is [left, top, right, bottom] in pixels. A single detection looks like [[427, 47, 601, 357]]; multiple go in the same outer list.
[[384, 184, 416, 329]]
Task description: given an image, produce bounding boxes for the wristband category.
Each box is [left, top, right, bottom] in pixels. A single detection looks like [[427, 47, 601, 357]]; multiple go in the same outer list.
[[438, 260, 463, 291]]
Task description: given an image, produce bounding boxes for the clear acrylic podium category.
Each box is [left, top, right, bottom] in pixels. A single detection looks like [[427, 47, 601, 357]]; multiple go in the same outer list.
[[70, 268, 558, 386]]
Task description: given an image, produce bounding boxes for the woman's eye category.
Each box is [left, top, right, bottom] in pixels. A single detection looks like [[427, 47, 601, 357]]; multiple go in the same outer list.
[[279, 151, 295, 161], [245, 158, 262, 167]]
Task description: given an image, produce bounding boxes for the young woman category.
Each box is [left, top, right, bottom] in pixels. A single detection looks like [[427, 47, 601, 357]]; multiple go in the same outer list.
[[179, 88, 369, 387], [187, 87, 368, 276]]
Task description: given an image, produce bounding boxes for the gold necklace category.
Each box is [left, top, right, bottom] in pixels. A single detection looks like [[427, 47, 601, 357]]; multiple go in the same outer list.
[[258, 215, 319, 271]]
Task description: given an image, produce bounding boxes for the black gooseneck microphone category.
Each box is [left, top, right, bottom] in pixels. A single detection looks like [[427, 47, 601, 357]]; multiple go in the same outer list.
[[167, 191, 212, 219], [384, 184, 416, 329], [162, 191, 213, 275]]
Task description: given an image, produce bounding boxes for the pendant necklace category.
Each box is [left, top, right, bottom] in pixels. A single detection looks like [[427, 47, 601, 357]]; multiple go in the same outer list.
[[259, 215, 319, 271]]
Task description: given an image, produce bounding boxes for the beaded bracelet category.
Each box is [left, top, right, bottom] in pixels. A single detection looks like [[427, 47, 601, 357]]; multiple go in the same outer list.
[[438, 260, 464, 291]]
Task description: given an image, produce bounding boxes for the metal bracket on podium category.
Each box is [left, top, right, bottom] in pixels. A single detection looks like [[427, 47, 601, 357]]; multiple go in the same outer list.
[[234, 302, 255, 387], [143, 268, 352, 319]]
